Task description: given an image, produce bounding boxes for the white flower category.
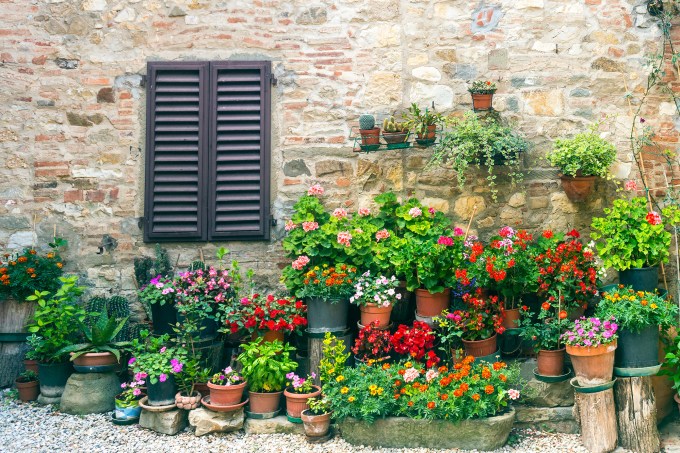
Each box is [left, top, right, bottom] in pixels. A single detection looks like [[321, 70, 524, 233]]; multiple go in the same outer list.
[[387, 288, 395, 296]]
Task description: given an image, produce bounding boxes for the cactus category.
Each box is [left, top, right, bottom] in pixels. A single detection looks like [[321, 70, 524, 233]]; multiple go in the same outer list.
[[86, 295, 108, 316], [359, 114, 375, 130], [133, 256, 154, 287], [383, 116, 408, 133], [107, 295, 131, 342], [189, 260, 205, 272], [154, 244, 172, 277]]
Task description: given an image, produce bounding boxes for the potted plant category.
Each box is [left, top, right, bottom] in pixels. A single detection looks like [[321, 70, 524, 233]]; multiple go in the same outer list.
[[350, 272, 401, 327], [596, 286, 677, 369], [174, 358, 202, 410], [129, 330, 187, 406], [137, 275, 177, 336], [23, 339, 40, 374], [390, 321, 440, 368], [562, 317, 618, 386], [56, 310, 130, 371], [518, 304, 570, 376], [284, 372, 321, 421], [446, 289, 505, 358], [661, 335, 680, 412], [546, 125, 617, 202], [301, 397, 332, 437], [358, 114, 380, 151], [428, 112, 528, 202], [115, 378, 145, 421], [15, 370, 39, 402], [402, 103, 443, 146], [222, 293, 307, 343], [382, 116, 409, 147], [591, 197, 680, 292], [468, 80, 497, 111], [237, 338, 298, 415], [207, 366, 246, 406], [352, 321, 392, 364], [0, 237, 66, 301], [193, 366, 213, 397], [433, 310, 465, 364]]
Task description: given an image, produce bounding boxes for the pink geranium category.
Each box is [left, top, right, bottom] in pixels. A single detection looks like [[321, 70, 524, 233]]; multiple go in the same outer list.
[[285, 220, 297, 231], [408, 207, 422, 218], [291, 255, 310, 270], [375, 229, 390, 241], [308, 184, 324, 196], [646, 211, 662, 225], [302, 221, 319, 232], [624, 180, 638, 191], [337, 231, 352, 247], [332, 208, 348, 219], [437, 236, 454, 246], [358, 207, 371, 216]]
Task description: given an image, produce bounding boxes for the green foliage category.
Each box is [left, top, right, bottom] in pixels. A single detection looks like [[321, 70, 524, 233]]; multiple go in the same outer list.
[[402, 103, 444, 137], [0, 238, 66, 300], [56, 310, 130, 361], [237, 339, 298, 393], [428, 111, 527, 202], [468, 80, 497, 94], [382, 116, 409, 133], [661, 335, 680, 393], [546, 126, 616, 177], [154, 244, 172, 278], [591, 197, 680, 270], [518, 306, 570, 352], [319, 332, 351, 384], [107, 295, 131, 342], [359, 114, 375, 130], [188, 260, 205, 272], [26, 276, 87, 363], [133, 244, 173, 288], [129, 330, 188, 385], [86, 296, 107, 318], [133, 256, 154, 288], [596, 286, 678, 333], [16, 370, 38, 383], [307, 396, 331, 415]]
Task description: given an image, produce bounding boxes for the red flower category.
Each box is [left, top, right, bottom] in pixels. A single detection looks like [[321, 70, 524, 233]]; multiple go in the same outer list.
[[646, 211, 662, 225], [542, 230, 554, 239], [541, 302, 551, 310], [566, 229, 580, 238]]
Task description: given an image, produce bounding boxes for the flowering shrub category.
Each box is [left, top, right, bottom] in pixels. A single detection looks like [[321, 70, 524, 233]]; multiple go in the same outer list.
[[596, 286, 677, 332], [323, 357, 520, 423], [352, 321, 392, 362], [561, 317, 618, 347], [518, 304, 570, 352], [210, 366, 243, 386], [391, 321, 440, 367], [129, 330, 188, 385], [291, 263, 357, 300], [174, 266, 232, 333], [446, 289, 505, 341], [591, 196, 680, 270], [398, 233, 465, 293], [138, 275, 176, 307], [350, 272, 401, 308], [116, 379, 145, 407], [286, 372, 317, 393], [0, 238, 66, 300], [222, 294, 307, 335]]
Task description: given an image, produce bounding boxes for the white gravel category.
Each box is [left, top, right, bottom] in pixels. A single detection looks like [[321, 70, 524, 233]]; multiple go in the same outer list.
[[0, 390, 605, 453]]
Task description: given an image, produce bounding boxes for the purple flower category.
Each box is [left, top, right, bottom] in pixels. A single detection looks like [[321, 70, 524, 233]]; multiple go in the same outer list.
[[603, 331, 612, 339], [120, 383, 127, 389], [286, 372, 296, 380], [583, 339, 592, 346], [611, 323, 618, 332], [159, 373, 168, 383], [128, 357, 136, 366]]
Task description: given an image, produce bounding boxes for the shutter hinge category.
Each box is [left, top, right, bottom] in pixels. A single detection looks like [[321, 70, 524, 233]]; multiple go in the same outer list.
[[140, 75, 147, 88], [270, 74, 277, 86], [271, 216, 277, 227]]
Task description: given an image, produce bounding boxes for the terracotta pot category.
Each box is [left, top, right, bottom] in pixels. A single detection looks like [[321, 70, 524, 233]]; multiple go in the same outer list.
[[383, 131, 408, 144], [359, 303, 393, 328], [15, 379, 39, 402], [284, 385, 322, 418], [416, 125, 437, 143], [301, 409, 332, 437], [248, 390, 283, 414], [471, 93, 494, 111], [462, 334, 498, 358], [175, 391, 202, 410], [559, 175, 596, 202], [537, 349, 566, 376], [72, 351, 118, 368], [208, 381, 247, 406], [360, 127, 380, 146], [23, 359, 39, 374], [502, 308, 521, 330], [252, 330, 285, 343], [566, 341, 617, 386], [415, 288, 450, 318]]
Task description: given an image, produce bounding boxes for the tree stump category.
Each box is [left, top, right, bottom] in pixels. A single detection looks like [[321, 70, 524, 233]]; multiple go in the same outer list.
[[573, 388, 617, 453], [614, 376, 659, 453], [308, 330, 352, 386]]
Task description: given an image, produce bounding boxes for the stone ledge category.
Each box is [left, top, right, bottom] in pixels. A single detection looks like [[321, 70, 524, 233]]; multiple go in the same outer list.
[[514, 404, 578, 434], [188, 407, 244, 437], [140, 409, 188, 436], [244, 415, 305, 435]]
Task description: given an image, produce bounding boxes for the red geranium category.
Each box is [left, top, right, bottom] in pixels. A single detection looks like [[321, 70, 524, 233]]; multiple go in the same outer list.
[[223, 293, 307, 335], [446, 289, 505, 341], [391, 321, 438, 363], [352, 321, 392, 362]]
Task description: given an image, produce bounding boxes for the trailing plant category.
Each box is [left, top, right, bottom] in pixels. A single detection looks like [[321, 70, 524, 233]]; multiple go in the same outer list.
[[56, 310, 130, 362], [0, 237, 66, 300], [596, 285, 677, 332], [546, 124, 617, 178], [237, 339, 298, 393]]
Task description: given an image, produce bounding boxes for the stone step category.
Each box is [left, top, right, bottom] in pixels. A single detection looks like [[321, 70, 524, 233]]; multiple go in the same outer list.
[[514, 404, 578, 434]]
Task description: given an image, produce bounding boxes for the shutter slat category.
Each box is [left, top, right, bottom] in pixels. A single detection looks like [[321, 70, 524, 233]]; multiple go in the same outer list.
[[217, 114, 262, 122], [215, 133, 261, 142]]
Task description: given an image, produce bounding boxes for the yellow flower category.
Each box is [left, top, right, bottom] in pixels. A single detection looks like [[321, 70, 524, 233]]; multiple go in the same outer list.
[[340, 387, 349, 394], [404, 362, 413, 368], [336, 375, 345, 382], [369, 384, 378, 391], [328, 367, 335, 375], [348, 396, 356, 402], [377, 387, 384, 395], [651, 303, 658, 309]]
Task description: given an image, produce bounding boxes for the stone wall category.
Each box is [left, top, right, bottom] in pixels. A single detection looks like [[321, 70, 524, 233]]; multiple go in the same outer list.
[[0, 0, 677, 300]]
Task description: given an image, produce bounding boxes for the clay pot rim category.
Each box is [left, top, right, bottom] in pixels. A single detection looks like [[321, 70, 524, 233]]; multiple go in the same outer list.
[[175, 391, 202, 400], [360, 303, 393, 312], [566, 341, 617, 356], [462, 333, 498, 344], [359, 127, 380, 134], [558, 174, 597, 181], [15, 379, 39, 387], [248, 389, 284, 396], [207, 380, 247, 390], [538, 348, 566, 354], [674, 393, 680, 404], [283, 385, 321, 399], [415, 288, 450, 296]]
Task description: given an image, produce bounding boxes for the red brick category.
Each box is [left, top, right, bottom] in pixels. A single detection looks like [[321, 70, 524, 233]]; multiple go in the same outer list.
[[64, 190, 83, 203], [18, 67, 34, 74], [109, 188, 119, 200], [1, 52, 13, 62], [82, 77, 112, 86], [119, 91, 132, 100], [35, 133, 65, 142], [35, 168, 69, 177], [35, 161, 67, 167], [283, 178, 301, 185], [228, 17, 246, 23], [32, 55, 47, 65], [86, 190, 106, 202], [336, 177, 351, 187]]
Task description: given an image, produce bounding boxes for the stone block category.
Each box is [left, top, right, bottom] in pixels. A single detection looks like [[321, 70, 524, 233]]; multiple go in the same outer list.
[[435, 49, 457, 62], [508, 193, 526, 208], [97, 88, 115, 103], [140, 409, 188, 436], [591, 57, 625, 72], [524, 91, 564, 116], [283, 159, 311, 177], [59, 372, 119, 415], [188, 407, 244, 436], [315, 160, 352, 177], [412, 66, 441, 82], [443, 63, 477, 81], [488, 49, 508, 70], [409, 83, 454, 109], [514, 405, 578, 434], [453, 196, 486, 219], [522, 378, 574, 407], [244, 415, 305, 435], [364, 72, 402, 107], [296, 7, 327, 25]]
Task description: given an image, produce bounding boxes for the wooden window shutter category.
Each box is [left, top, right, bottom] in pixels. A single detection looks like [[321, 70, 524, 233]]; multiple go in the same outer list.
[[144, 62, 209, 241], [208, 61, 271, 241]]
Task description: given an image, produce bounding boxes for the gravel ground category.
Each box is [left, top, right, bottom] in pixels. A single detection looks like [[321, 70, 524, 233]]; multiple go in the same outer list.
[[0, 389, 642, 453]]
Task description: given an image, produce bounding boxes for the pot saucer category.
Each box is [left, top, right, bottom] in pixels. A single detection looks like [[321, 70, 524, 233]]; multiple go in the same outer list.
[[570, 377, 616, 393], [614, 364, 661, 377], [138, 396, 176, 412], [201, 395, 248, 413], [533, 367, 572, 383]]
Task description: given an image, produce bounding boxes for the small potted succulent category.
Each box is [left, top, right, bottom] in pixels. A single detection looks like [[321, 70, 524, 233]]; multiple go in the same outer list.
[[115, 379, 145, 421], [350, 272, 401, 327], [301, 397, 332, 438], [15, 370, 39, 402], [382, 116, 409, 147], [283, 372, 321, 421], [207, 366, 246, 406], [402, 103, 443, 146], [562, 317, 618, 386], [546, 125, 617, 202], [468, 80, 497, 110], [358, 114, 380, 151]]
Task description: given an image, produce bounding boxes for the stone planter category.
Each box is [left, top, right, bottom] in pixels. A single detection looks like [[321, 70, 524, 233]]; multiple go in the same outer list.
[[338, 407, 515, 450], [175, 391, 202, 410]]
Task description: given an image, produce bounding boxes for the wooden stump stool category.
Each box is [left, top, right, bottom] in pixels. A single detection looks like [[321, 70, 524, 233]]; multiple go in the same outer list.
[[614, 376, 659, 453], [573, 386, 617, 453], [308, 329, 352, 386]]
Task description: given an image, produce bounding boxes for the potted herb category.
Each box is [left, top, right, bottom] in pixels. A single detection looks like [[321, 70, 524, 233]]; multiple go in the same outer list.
[[390, 321, 439, 368], [428, 112, 528, 202], [591, 197, 680, 292], [207, 366, 246, 406], [222, 293, 307, 343], [358, 114, 380, 151], [351, 321, 392, 364], [301, 397, 332, 437], [137, 275, 177, 336], [402, 103, 443, 146], [382, 116, 409, 146], [518, 304, 570, 377], [447, 290, 506, 357], [237, 338, 298, 415], [56, 310, 130, 372], [115, 379, 145, 421], [546, 125, 616, 202], [468, 80, 497, 110], [596, 286, 677, 369], [15, 370, 39, 402], [350, 272, 401, 327], [561, 317, 618, 386], [283, 372, 321, 421]]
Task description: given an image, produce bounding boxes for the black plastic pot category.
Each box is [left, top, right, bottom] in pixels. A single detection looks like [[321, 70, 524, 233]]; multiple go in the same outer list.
[[176, 312, 217, 340], [306, 297, 350, 334], [615, 325, 659, 368], [38, 361, 73, 398], [146, 374, 177, 406], [618, 266, 658, 293], [150, 302, 178, 336]]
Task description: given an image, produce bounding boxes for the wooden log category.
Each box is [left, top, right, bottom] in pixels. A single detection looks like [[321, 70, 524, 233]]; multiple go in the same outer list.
[[615, 376, 660, 453], [308, 331, 352, 386], [0, 298, 35, 387], [574, 388, 617, 453]]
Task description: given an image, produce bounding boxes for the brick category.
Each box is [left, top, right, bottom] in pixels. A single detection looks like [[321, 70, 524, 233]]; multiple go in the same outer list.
[[35, 161, 67, 168], [82, 77, 112, 86], [32, 55, 48, 65], [283, 178, 301, 185], [35, 168, 70, 177], [64, 190, 83, 203], [86, 190, 106, 202]]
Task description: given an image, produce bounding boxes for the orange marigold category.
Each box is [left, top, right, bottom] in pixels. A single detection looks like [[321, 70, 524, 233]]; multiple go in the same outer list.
[[459, 383, 469, 392], [481, 368, 491, 379], [407, 401, 414, 407], [492, 362, 505, 371], [47, 253, 54, 259], [30, 274, 36, 278], [453, 389, 463, 398], [438, 366, 449, 373], [427, 401, 435, 409], [56, 263, 63, 268], [499, 374, 507, 382], [453, 363, 463, 370], [29, 250, 36, 255], [394, 380, 402, 387], [471, 393, 481, 401], [485, 385, 494, 395], [18, 257, 27, 263], [440, 393, 449, 401], [400, 388, 407, 394]]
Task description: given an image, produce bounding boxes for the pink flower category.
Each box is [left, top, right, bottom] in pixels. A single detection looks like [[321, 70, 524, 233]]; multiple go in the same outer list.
[[302, 221, 319, 232], [159, 347, 166, 354], [308, 184, 324, 196], [408, 207, 422, 218], [159, 373, 168, 383], [337, 231, 352, 247], [508, 389, 520, 400], [453, 227, 464, 236], [120, 383, 127, 389], [403, 367, 420, 383], [499, 226, 515, 238], [624, 180, 638, 191], [425, 369, 439, 382], [437, 236, 454, 246], [291, 255, 310, 271], [128, 357, 136, 366], [428, 207, 436, 215], [133, 388, 142, 396], [375, 229, 390, 241], [646, 211, 662, 225], [358, 207, 371, 216], [284, 220, 297, 231], [332, 208, 348, 219]]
